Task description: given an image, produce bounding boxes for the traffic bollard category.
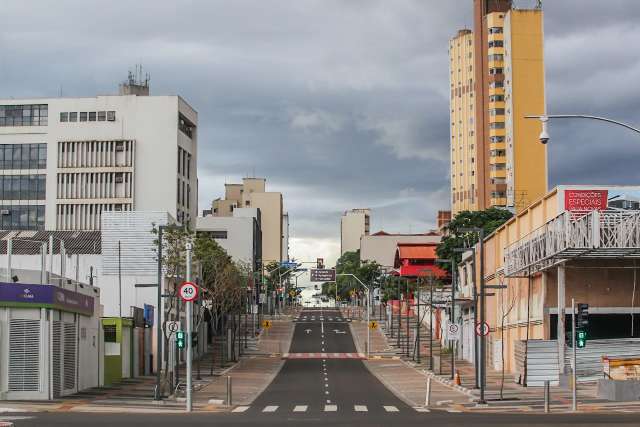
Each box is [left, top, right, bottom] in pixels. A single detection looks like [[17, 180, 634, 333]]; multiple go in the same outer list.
[[425, 376, 432, 407], [226, 376, 233, 406], [544, 380, 550, 413]]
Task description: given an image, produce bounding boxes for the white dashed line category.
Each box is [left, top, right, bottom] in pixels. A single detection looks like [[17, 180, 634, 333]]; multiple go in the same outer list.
[[293, 405, 308, 412], [232, 406, 249, 413], [324, 405, 338, 412], [384, 406, 399, 412], [263, 405, 278, 412], [354, 405, 368, 412]]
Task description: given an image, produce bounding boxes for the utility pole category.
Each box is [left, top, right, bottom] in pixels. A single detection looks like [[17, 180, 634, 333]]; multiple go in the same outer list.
[[451, 257, 456, 380], [186, 242, 193, 412], [154, 225, 164, 401]]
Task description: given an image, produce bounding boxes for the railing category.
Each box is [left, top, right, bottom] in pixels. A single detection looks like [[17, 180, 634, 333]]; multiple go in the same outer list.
[[504, 210, 640, 277]]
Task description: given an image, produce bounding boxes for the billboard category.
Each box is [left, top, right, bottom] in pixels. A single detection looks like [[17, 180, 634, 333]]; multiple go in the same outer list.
[[557, 186, 640, 214], [564, 189, 608, 212], [0, 282, 94, 316], [310, 269, 336, 282]]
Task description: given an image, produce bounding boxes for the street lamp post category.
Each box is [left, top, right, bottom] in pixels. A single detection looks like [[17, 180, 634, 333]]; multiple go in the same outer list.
[[525, 114, 640, 145], [336, 273, 370, 359]]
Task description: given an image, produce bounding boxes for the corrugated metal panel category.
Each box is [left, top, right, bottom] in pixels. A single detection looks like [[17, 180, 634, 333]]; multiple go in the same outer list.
[[564, 338, 640, 381], [52, 321, 62, 398], [8, 319, 40, 392], [515, 340, 559, 386], [63, 322, 77, 391], [101, 211, 172, 276]]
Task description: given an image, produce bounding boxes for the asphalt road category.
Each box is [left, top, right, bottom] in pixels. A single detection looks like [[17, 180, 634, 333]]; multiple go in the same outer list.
[[9, 307, 640, 426]]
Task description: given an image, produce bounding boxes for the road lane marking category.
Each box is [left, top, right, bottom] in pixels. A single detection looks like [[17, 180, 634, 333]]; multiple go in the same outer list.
[[263, 406, 278, 412], [384, 406, 399, 412], [324, 405, 337, 412], [415, 407, 431, 412], [232, 406, 249, 413], [447, 409, 462, 413], [293, 405, 308, 412], [354, 405, 368, 412]]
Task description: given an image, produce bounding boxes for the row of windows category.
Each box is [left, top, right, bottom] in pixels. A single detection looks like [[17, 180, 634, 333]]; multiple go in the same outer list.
[[488, 54, 504, 62], [0, 144, 47, 170], [0, 175, 46, 201], [177, 178, 191, 209], [0, 205, 45, 230], [488, 27, 503, 34], [489, 67, 503, 75], [489, 95, 505, 102], [60, 111, 116, 123], [0, 104, 48, 127], [489, 81, 504, 89], [490, 149, 506, 157], [179, 114, 195, 139], [489, 108, 505, 116], [177, 147, 192, 179], [489, 40, 504, 48], [489, 122, 505, 129], [490, 136, 505, 143]]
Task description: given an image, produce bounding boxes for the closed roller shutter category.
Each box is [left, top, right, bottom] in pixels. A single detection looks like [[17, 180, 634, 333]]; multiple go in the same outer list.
[[63, 322, 77, 391], [8, 319, 41, 392]]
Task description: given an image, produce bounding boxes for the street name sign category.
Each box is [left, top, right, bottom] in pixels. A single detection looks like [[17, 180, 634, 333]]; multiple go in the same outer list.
[[179, 281, 198, 302], [310, 268, 336, 282]]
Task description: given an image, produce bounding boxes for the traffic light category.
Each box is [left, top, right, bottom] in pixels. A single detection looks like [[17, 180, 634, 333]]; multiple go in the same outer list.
[[176, 330, 186, 349], [317, 258, 324, 269], [576, 303, 589, 329], [576, 329, 587, 348], [191, 332, 198, 348]]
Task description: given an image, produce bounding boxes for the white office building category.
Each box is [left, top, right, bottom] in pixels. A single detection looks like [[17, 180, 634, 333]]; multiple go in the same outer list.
[[0, 77, 198, 231], [340, 208, 370, 255]]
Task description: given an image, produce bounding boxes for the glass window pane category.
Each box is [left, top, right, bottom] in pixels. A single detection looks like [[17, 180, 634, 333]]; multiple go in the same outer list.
[[88, 112, 96, 121], [28, 206, 37, 229], [5, 146, 12, 169], [30, 145, 38, 169], [69, 112, 77, 122], [37, 206, 45, 228], [3, 177, 10, 200], [38, 146, 46, 169], [20, 176, 29, 199], [21, 145, 29, 168], [80, 112, 87, 122], [12, 145, 21, 168], [98, 111, 106, 121], [37, 175, 46, 199]]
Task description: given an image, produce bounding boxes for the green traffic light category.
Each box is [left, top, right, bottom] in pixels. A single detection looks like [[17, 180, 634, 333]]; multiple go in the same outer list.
[[576, 330, 587, 348], [176, 331, 185, 349]]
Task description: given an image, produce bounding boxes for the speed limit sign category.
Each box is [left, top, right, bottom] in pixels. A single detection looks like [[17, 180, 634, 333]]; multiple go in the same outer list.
[[179, 281, 199, 302]]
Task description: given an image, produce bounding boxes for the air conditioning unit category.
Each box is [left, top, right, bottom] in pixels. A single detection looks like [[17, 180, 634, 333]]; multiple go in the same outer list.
[[0, 209, 10, 215]]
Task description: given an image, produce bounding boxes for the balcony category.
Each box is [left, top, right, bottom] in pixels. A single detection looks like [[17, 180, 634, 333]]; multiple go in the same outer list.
[[490, 155, 507, 164], [490, 168, 506, 179], [490, 197, 507, 207], [504, 210, 640, 277]]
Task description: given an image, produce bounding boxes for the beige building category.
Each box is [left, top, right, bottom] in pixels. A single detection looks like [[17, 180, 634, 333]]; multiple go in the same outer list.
[[466, 185, 640, 383], [451, 1, 547, 215], [211, 177, 284, 263], [340, 208, 370, 255], [360, 231, 441, 268]]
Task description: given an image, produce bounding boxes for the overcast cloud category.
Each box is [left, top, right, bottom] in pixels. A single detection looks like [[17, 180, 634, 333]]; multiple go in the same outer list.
[[1, 0, 639, 268]]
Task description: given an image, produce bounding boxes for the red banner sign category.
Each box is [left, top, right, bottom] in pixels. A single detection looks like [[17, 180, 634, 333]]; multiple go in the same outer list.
[[564, 189, 608, 212]]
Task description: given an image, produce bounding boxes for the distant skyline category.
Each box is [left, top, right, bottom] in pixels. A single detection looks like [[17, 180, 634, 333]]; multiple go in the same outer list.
[[1, 1, 639, 268]]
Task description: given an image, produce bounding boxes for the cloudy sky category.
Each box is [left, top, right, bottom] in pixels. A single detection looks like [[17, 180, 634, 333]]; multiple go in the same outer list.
[[1, 0, 639, 267]]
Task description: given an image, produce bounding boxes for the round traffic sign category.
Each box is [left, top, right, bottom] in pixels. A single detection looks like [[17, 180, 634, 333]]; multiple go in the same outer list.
[[179, 281, 198, 302], [476, 321, 490, 337], [448, 324, 459, 335]]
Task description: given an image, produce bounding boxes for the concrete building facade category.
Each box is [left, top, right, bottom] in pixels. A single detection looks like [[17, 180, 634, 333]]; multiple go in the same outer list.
[[0, 80, 198, 231], [360, 231, 441, 269], [340, 208, 370, 255], [211, 178, 284, 264]]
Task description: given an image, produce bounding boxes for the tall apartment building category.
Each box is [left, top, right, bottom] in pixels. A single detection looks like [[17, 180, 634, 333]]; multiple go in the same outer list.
[[212, 177, 284, 264], [0, 77, 198, 230], [450, 0, 546, 215], [340, 208, 370, 255]]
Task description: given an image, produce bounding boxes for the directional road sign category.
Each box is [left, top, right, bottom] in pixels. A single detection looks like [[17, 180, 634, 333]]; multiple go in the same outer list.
[[310, 268, 336, 282], [179, 281, 198, 302]]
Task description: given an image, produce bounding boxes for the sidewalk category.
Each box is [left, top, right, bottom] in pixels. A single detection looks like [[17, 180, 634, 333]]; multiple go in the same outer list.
[[0, 310, 298, 414]]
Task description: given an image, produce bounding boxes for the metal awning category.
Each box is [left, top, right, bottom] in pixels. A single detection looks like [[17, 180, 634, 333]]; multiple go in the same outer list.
[[504, 210, 640, 277]]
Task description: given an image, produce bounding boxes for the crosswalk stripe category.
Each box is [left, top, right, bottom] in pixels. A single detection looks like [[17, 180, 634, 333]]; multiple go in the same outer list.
[[324, 404, 338, 412], [354, 405, 368, 412], [232, 406, 249, 413], [414, 407, 430, 412], [293, 405, 307, 412], [263, 405, 278, 412], [384, 406, 399, 412]]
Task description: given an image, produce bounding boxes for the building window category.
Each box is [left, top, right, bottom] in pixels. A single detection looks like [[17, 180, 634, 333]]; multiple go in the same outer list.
[[489, 108, 505, 116], [489, 40, 504, 48], [60, 112, 69, 122], [488, 27, 503, 34], [178, 114, 195, 139], [489, 122, 505, 129], [107, 111, 116, 121], [0, 104, 48, 127], [0, 143, 46, 169], [489, 54, 504, 61], [489, 95, 505, 102], [80, 112, 88, 122], [88, 112, 97, 122], [490, 136, 505, 143], [0, 205, 45, 230], [209, 230, 228, 239], [97, 111, 106, 121], [69, 112, 78, 122], [489, 68, 503, 75], [489, 81, 504, 89]]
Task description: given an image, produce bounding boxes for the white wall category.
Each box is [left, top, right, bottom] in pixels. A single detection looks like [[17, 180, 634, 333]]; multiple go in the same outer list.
[[196, 216, 255, 267]]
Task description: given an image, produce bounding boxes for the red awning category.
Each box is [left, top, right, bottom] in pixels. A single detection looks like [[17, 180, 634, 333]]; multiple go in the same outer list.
[[397, 244, 437, 260]]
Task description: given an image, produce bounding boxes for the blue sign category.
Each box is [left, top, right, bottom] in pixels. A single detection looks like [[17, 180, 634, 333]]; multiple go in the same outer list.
[[0, 282, 94, 316], [144, 304, 155, 327], [280, 262, 299, 269]]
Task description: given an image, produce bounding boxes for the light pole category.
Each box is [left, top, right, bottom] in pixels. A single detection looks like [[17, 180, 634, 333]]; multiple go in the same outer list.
[[337, 273, 370, 359], [525, 114, 640, 144]]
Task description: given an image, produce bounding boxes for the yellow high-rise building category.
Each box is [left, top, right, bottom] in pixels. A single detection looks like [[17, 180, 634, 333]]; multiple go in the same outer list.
[[450, 1, 546, 215]]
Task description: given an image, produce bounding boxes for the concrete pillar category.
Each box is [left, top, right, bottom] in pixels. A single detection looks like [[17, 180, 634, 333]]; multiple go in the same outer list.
[[557, 263, 566, 374]]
